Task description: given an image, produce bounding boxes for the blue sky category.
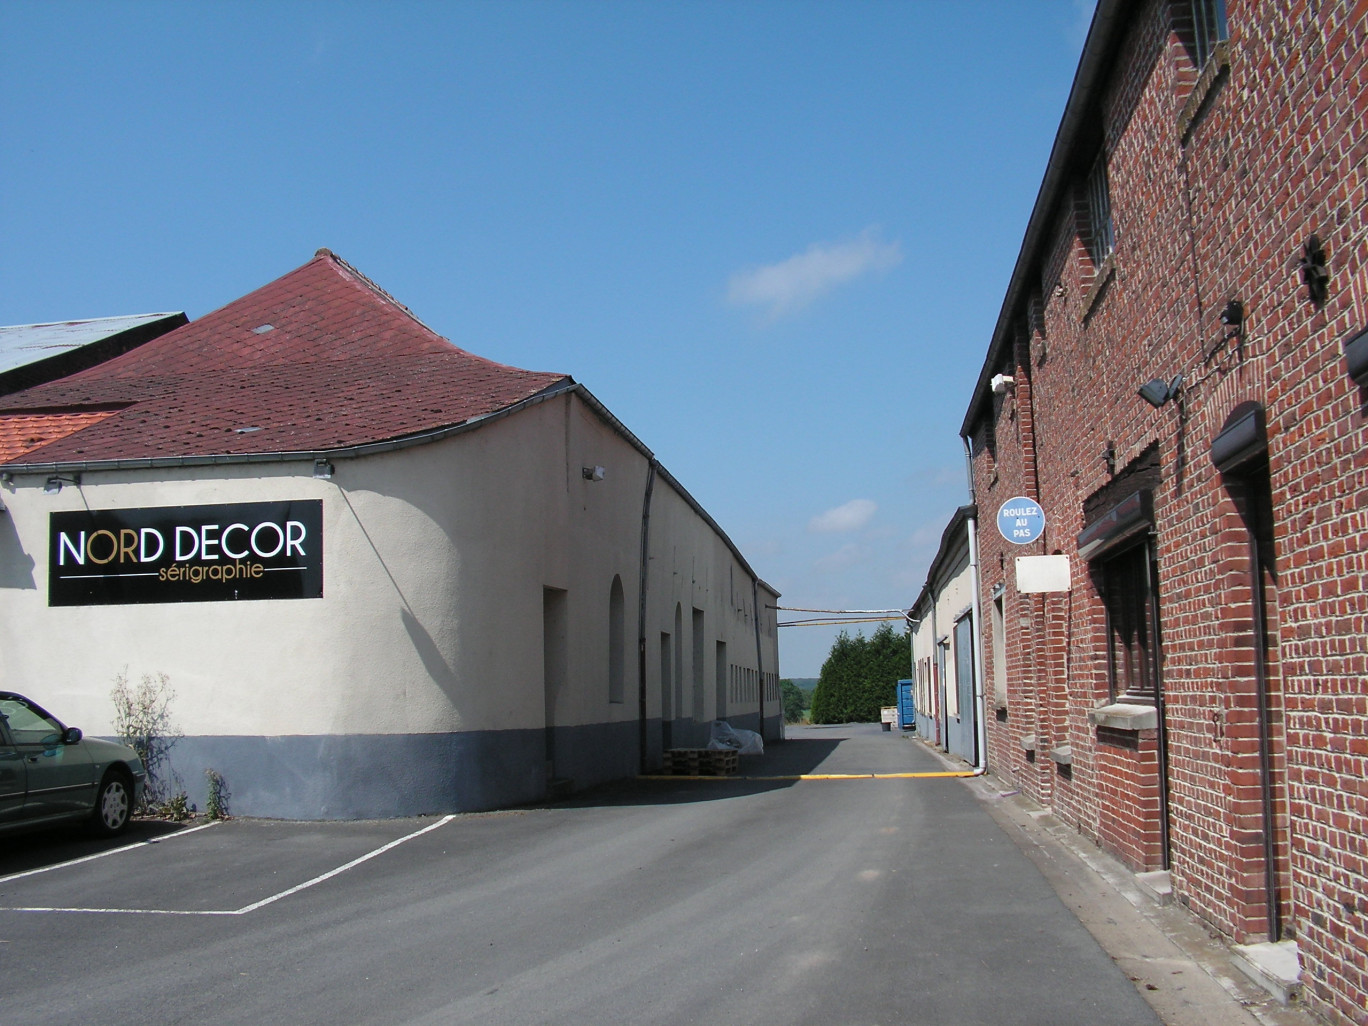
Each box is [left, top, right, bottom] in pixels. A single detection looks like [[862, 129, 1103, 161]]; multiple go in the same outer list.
[[1, 0, 1094, 677]]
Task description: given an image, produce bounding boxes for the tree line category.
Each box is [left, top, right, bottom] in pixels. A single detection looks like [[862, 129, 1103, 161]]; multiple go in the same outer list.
[[807, 622, 910, 724]]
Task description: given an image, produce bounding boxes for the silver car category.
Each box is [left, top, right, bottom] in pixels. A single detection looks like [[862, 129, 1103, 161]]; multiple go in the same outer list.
[[0, 691, 146, 837]]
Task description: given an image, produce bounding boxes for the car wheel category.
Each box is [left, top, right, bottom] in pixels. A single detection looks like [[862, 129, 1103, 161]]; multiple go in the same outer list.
[[90, 771, 133, 836]]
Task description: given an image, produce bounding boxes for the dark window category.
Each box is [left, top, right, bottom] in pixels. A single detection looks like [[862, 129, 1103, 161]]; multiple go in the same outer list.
[[1191, 0, 1228, 69], [1099, 540, 1159, 702], [1085, 150, 1114, 267]]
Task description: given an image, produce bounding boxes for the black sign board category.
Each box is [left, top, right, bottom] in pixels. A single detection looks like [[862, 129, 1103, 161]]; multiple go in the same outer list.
[[49, 500, 324, 606]]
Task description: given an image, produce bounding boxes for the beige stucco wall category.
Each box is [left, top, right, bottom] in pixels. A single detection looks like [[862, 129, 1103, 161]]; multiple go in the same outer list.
[[639, 475, 777, 739], [0, 390, 778, 748], [910, 544, 973, 722]]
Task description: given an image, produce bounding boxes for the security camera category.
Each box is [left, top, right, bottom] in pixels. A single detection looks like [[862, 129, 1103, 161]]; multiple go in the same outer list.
[[990, 374, 1015, 394]]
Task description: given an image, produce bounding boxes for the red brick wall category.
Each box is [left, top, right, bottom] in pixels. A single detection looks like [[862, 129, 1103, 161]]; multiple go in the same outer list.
[[969, 1, 1368, 1021]]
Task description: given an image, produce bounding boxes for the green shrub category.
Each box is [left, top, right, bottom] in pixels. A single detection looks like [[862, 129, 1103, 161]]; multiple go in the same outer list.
[[110, 669, 183, 810], [205, 768, 230, 820]]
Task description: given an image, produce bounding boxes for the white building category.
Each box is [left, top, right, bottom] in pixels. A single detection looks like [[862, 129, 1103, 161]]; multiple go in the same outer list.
[[0, 251, 780, 818], [908, 505, 979, 766]]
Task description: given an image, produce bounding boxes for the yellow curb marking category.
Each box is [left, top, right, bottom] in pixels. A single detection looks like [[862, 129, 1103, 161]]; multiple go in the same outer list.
[[639, 771, 976, 781]]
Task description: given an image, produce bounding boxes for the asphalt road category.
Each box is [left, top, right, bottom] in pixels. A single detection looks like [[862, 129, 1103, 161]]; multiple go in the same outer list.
[[0, 725, 1160, 1026]]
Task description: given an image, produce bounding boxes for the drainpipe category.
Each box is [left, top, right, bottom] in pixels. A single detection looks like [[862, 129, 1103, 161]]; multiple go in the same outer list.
[[966, 509, 988, 774], [636, 462, 657, 775], [963, 434, 988, 775], [931, 600, 941, 747], [752, 578, 765, 738]]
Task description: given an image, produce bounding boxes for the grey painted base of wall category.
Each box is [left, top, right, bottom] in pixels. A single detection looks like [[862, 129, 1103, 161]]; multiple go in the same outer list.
[[169, 720, 641, 821], [762, 712, 782, 740], [164, 712, 786, 820], [546, 719, 641, 791]]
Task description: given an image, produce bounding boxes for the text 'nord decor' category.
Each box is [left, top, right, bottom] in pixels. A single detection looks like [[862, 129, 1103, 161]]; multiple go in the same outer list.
[[48, 500, 323, 606]]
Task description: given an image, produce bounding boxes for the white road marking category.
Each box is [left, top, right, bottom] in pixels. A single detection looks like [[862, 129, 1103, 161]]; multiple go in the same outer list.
[[0, 821, 221, 884], [0, 814, 456, 916], [231, 814, 455, 914]]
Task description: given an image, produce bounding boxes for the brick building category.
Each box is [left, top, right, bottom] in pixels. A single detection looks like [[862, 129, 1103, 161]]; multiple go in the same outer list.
[[959, 1, 1367, 1020]]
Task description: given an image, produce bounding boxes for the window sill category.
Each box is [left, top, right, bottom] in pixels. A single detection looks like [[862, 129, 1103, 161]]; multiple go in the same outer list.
[[1049, 745, 1073, 766], [1088, 702, 1157, 731], [1081, 253, 1116, 321], [1019, 733, 1037, 753], [1178, 40, 1230, 142]]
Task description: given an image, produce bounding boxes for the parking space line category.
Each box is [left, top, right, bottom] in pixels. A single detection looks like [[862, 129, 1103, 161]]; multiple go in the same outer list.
[[0, 821, 221, 885], [0, 814, 456, 916], [232, 814, 456, 914]]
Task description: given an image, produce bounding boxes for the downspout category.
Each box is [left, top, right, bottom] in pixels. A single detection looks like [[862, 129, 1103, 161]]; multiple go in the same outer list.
[[1249, 488, 1280, 940], [931, 600, 941, 747], [637, 461, 657, 774], [752, 578, 765, 738], [963, 434, 989, 775]]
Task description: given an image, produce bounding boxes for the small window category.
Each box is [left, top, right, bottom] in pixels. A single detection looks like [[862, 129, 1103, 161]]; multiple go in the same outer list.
[[1084, 150, 1114, 267], [1099, 541, 1159, 702], [1191, 0, 1228, 70]]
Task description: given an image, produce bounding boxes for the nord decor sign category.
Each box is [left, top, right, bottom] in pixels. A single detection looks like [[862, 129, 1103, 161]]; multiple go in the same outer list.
[[49, 500, 324, 606]]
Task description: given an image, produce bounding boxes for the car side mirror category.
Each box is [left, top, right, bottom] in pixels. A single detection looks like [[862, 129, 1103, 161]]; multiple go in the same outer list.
[[63, 726, 83, 744]]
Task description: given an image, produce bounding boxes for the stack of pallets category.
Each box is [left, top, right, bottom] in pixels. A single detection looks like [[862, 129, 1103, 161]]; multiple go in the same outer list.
[[662, 748, 740, 776]]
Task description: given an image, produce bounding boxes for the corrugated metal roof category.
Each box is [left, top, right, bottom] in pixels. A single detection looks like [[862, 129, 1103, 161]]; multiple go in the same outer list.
[[0, 314, 183, 377]]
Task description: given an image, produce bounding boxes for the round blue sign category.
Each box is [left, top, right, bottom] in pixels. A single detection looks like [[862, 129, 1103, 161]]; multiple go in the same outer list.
[[997, 496, 1045, 545]]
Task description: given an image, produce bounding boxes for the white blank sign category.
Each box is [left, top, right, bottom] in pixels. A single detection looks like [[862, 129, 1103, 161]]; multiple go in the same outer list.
[[1016, 554, 1072, 593]]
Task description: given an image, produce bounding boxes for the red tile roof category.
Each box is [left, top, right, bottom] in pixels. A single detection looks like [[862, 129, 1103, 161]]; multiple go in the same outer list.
[[0, 411, 121, 463], [0, 251, 570, 466]]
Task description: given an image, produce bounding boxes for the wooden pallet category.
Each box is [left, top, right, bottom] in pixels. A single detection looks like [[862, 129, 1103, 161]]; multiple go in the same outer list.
[[662, 748, 740, 776]]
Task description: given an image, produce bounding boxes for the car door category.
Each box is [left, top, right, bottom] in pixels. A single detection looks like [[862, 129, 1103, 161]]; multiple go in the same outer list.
[[0, 695, 96, 820], [0, 719, 26, 822]]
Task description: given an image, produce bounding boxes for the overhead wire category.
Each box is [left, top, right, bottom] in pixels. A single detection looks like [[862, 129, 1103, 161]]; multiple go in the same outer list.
[[777, 607, 914, 628]]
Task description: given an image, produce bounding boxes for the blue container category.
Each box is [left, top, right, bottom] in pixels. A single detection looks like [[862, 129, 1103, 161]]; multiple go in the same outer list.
[[897, 679, 916, 731]]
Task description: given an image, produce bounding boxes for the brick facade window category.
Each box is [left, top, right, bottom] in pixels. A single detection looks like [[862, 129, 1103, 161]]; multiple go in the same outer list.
[[1084, 150, 1114, 267], [1098, 540, 1159, 703], [1189, 0, 1228, 70], [1080, 483, 1163, 705]]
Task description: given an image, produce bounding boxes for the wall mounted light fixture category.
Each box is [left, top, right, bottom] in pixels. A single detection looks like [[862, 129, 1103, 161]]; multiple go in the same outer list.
[[582, 465, 606, 481], [312, 459, 335, 479], [43, 474, 81, 495], [1138, 374, 1183, 408], [990, 373, 1015, 394]]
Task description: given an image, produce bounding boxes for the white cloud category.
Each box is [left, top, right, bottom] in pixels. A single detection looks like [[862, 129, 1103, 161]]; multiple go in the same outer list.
[[808, 498, 877, 534], [727, 227, 902, 320]]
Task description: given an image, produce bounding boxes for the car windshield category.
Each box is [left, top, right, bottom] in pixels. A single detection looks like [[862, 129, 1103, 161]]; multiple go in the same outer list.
[[0, 696, 64, 745]]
